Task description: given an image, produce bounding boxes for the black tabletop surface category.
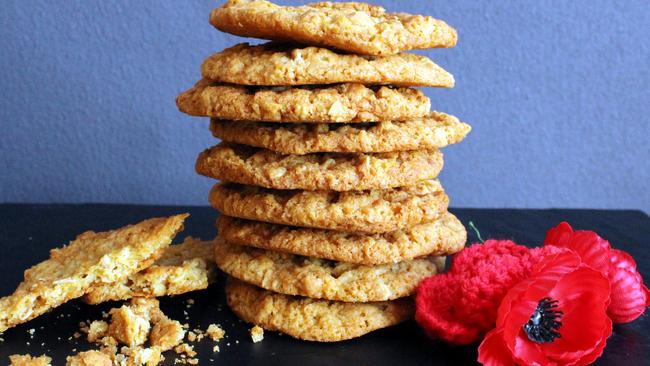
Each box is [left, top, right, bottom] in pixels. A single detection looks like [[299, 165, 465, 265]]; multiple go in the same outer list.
[[0, 204, 648, 365]]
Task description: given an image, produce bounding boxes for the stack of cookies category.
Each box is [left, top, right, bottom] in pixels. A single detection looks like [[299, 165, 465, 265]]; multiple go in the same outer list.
[[176, 0, 470, 342]]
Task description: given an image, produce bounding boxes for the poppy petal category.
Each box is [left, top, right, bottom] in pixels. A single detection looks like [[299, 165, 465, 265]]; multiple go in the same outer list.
[[544, 222, 611, 276], [544, 267, 611, 362], [478, 329, 515, 366], [608, 265, 650, 323]]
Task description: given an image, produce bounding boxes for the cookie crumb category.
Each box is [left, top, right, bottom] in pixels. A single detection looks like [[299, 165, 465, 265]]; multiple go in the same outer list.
[[8, 354, 52, 366], [108, 304, 151, 347], [65, 350, 111, 366], [206, 324, 225, 341], [86, 320, 109, 343], [120, 346, 162, 366], [250, 325, 264, 343], [174, 343, 196, 358], [150, 316, 185, 352]]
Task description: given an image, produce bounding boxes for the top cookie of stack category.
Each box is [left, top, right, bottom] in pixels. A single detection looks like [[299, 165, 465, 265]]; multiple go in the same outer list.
[[176, 0, 470, 342]]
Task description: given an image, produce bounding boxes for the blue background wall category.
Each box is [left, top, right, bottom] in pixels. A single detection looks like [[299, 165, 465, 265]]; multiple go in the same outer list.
[[1, 1, 648, 213]]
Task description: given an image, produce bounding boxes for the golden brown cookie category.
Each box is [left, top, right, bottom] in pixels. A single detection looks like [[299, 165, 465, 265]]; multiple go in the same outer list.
[[176, 80, 430, 122], [210, 112, 471, 155], [202, 42, 454, 87], [214, 238, 444, 302], [0, 214, 188, 332], [226, 277, 413, 342], [209, 180, 448, 233], [83, 237, 216, 304], [196, 143, 443, 191], [217, 212, 466, 265], [210, 0, 457, 55]]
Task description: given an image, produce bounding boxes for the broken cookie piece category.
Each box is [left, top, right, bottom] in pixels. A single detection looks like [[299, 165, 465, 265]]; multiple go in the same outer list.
[[150, 315, 185, 352], [206, 323, 225, 341], [250, 325, 264, 343], [0, 214, 188, 332], [108, 298, 161, 347], [65, 350, 112, 366], [9, 354, 52, 366], [84, 238, 216, 304]]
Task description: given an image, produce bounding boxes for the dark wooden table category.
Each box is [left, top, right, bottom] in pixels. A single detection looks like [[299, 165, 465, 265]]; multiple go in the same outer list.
[[0, 204, 648, 365]]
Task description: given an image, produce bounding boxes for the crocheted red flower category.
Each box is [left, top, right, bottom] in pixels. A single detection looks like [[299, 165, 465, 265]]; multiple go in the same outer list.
[[478, 249, 612, 366], [544, 222, 650, 323], [415, 240, 557, 344]]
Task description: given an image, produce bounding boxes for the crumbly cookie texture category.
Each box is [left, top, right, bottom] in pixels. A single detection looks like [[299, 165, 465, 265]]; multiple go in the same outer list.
[[65, 351, 112, 366], [0, 214, 188, 332], [108, 298, 162, 347], [206, 324, 225, 341], [176, 80, 430, 122], [214, 238, 444, 302], [217, 212, 466, 265], [9, 354, 52, 366], [209, 180, 448, 233], [210, 0, 457, 55], [202, 42, 454, 87], [226, 278, 414, 342], [250, 325, 264, 343], [210, 112, 470, 155], [149, 315, 186, 352], [81, 298, 184, 365], [196, 142, 443, 191], [84, 237, 216, 304]]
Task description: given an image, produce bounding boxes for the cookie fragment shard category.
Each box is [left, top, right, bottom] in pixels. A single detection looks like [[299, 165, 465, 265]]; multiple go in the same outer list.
[[0, 214, 188, 332], [65, 351, 112, 366], [9, 354, 52, 366], [83, 237, 215, 304]]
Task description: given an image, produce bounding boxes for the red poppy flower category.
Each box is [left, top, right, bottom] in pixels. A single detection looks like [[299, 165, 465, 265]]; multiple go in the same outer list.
[[608, 249, 650, 323], [544, 222, 650, 323], [415, 240, 556, 344], [478, 250, 612, 366]]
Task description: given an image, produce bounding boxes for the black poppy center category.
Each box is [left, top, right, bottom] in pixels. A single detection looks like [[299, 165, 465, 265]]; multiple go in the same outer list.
[[523, 297, 563, 343]]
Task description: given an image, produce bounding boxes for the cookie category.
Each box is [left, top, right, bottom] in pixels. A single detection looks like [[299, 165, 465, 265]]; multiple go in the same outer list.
[[176, 80, 430, 122], [83, 237, 216, 304], [226, 277, 413, 342], [196, 142, 443, 191], [210, 112, 471, 155], [210, 0, 457, 55], [202, 42, 454, 87], [0, 214, 188, 332], [209, 180, 448, 233], [217, 212, 466, 265], [214, 237, 444, 302]]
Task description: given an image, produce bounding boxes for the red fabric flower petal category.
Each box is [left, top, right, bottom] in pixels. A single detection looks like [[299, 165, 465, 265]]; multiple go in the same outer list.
[[415, 240, 540, 345], [544, 222, 611, 276], [542, 267, 612, 365], [480, 249, 612, 366], [477, 329, 515, 366], [608, 249, 650, 323], [415, 274, 479, 343]]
